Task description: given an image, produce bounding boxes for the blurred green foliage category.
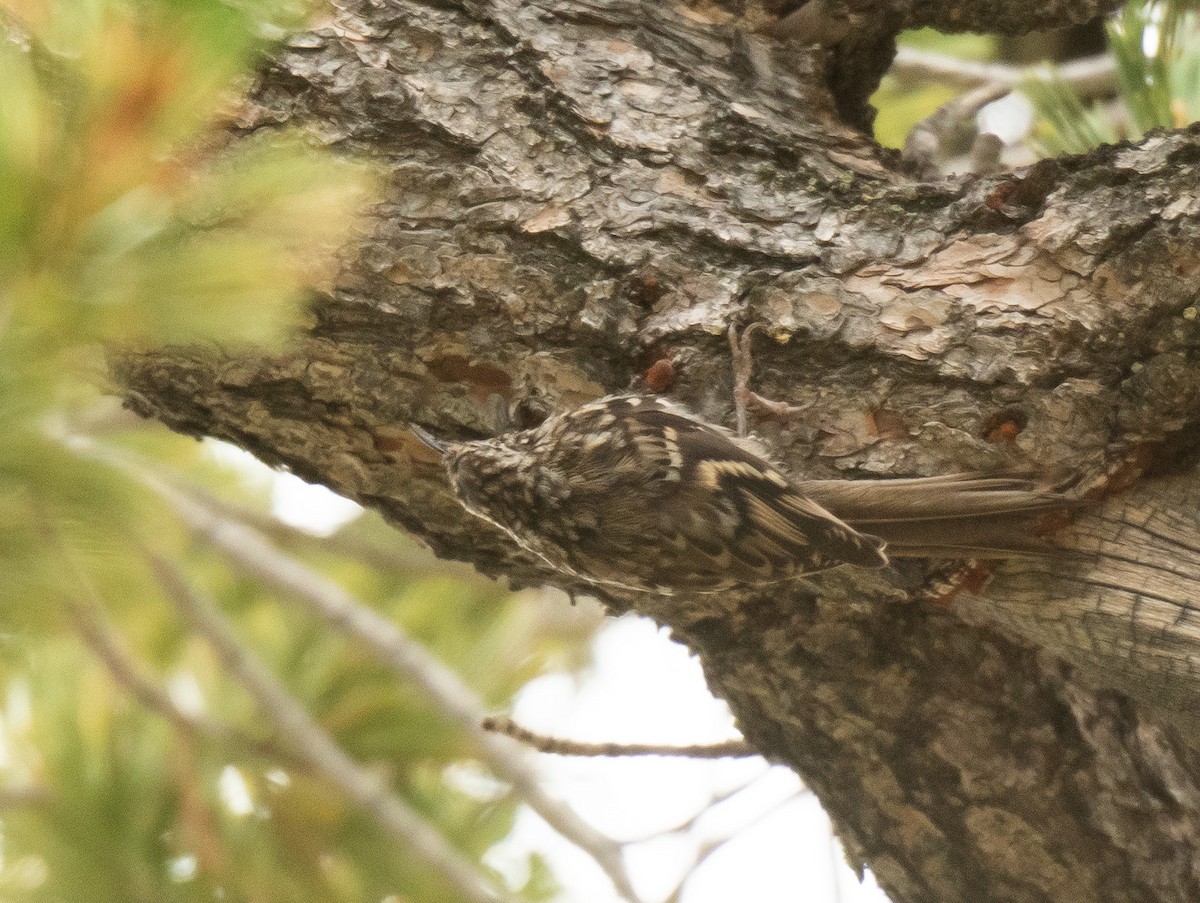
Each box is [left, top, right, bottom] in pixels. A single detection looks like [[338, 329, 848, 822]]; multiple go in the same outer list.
[[875, 0, 1200, 161], [1026, 0, 1200, 154], [0, 0, 372, 621], [872, 28, 998, 150], [0, 1, 594, 900]]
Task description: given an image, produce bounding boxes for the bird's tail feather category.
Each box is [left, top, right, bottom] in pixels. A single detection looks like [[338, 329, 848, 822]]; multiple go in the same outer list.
[[797, 474, 1072, 558]]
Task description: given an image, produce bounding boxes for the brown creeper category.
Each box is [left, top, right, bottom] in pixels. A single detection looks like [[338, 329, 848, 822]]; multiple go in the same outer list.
[[413, 395, 1068, 595]]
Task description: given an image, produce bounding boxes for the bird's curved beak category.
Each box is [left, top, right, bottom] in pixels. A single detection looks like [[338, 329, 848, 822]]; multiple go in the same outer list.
[[409, 424, 448, 456]]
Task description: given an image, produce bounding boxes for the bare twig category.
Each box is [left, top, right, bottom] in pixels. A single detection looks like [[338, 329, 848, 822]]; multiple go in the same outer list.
[[169, 489, 642, 903], [151, 554, 514, 903], [894, 49, 1121, 178], [38, 494, 294, 764], [482, 718, 757, 759], [65, 436, 642, 903], [730, 324, 811, 437], [617, 767, 775, 844], [0, 786, 53, 809], [902, 82, 1012, 178], [186, 483, 490, 586], [891, 46, 1118, 98], [70, 599, 292, 762], [661, 786, 808, 903]]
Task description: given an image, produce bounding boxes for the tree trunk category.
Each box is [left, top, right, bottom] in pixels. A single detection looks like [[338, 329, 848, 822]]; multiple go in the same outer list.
[[114, 1, 1200, 900]]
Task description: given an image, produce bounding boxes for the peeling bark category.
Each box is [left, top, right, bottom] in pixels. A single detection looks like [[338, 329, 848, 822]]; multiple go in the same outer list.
[[113, 2, 1200, 901]]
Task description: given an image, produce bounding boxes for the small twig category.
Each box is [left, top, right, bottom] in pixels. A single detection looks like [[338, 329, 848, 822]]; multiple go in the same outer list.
[[893, 50, 1120, 179], [66, 435, 643, 903], [729, 324, 810, 437], [70, 600, 292, 762], [34, 476, 298, 769], [617, 767, 775, 844], [164, 491, 640, 900], [0, 786, 53, 809], [661, 786, 808, 903], [151, 554, 515, 903], [891, 46, 1118, 98], [482, 718, 757, 759], [35, 492, 295, 765], [185, 482, 490, 587], [173, 499, 639, 901], [902, 82, 1012, 178]]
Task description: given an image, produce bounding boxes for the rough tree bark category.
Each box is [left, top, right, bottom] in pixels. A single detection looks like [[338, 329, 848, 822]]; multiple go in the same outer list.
[[111, 1, 1200, 901]]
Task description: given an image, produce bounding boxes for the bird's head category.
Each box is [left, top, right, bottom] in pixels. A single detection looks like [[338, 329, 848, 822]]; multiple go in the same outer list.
[[411, 425, 546, 530]]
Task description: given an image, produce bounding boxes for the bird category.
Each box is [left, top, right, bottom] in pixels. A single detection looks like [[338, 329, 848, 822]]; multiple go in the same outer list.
[[412, 394, 1069, 596]]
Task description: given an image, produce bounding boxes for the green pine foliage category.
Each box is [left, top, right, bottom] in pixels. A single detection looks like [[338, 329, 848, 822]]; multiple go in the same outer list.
[[0, 1, 595, 900], [1025, 0, 1200, 154], [875, 1, 1200, 161], [871, 28, 998, 150]]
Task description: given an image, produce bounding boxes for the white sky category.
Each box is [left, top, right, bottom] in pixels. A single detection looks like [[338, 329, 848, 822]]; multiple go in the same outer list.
[[490, 615, 892, 903], [208, 441, 893, 903]]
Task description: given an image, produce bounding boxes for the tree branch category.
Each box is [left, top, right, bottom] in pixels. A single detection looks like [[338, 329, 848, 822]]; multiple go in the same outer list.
[[480, 718, 758, 759], [151, 554, 516, 903], [107, 1, 1200, 901], [890, 47, 1118, 97], [70, 598, 294, 763], [73, 440, 642, 903], [164, 483, 643, 903]]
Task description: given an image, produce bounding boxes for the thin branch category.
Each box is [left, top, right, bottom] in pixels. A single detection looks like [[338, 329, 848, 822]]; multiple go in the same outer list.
[[150, 553, 514, 903], [0, 786, 53, 809], [144, 473, 642, 903], [38, 490, 296, 764], [482, 718, 757, 759], [69, 599, 293, 762], [186, 482, 491, 586], [64, 435, 642, 903], [617, 767, 776, 844], [891, 46, 1118, 97], [661, 786, 808, 903], [903, 81, 1012, 178]]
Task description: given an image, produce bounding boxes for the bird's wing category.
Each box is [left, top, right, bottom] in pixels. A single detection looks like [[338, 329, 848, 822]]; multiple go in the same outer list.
[[614, 398, 890, 575]]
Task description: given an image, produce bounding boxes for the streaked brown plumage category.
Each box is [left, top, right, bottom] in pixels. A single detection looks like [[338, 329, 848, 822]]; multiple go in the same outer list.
[[415, 395, 1068, 595]]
